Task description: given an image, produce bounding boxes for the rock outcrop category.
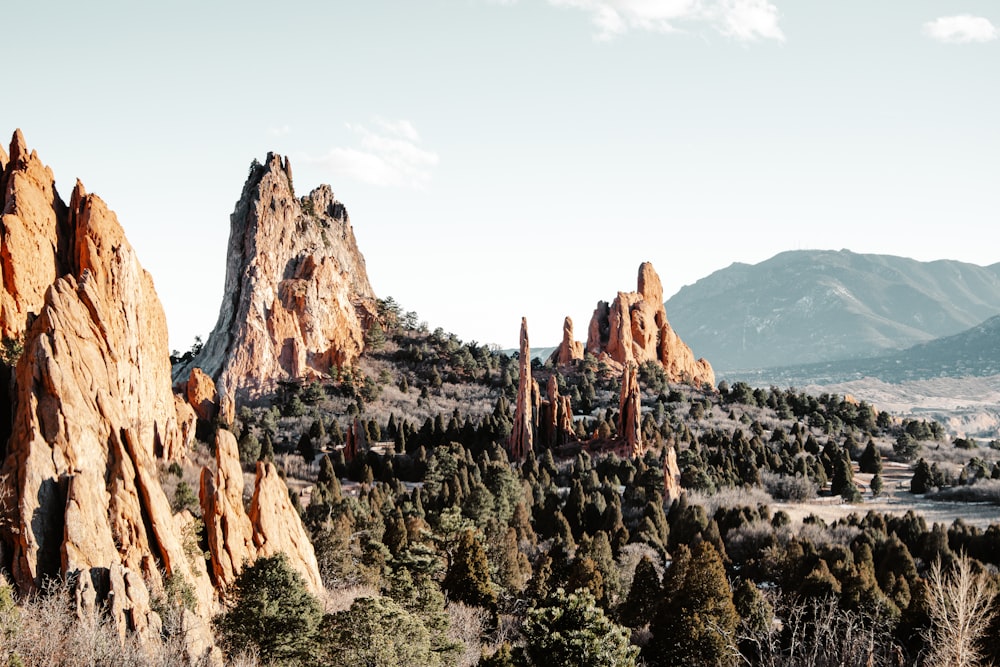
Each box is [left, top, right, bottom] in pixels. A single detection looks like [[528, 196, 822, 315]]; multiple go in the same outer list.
[[618, 362, 643, 459], [509, 318, 534, 462], [248, 460, 323, 596], [586, 262, 714, 388], [200, 430, 255, 592], [200, 428, 323, 598], [538, 375, 575, 450], [663, 444, 682, 505], [549, 316, 584, 366], [0, 131, 213, 634], [186, 367, 218, 424], [0, 132, 315, 658], [177, 153, 378, 419]]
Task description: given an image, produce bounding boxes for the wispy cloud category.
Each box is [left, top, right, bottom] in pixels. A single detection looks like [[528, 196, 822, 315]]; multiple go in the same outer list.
[[923, 15, 997, 44], [539, 0, 784, 42], [269, 125, 291, 137], [306, 119, 439, 190]]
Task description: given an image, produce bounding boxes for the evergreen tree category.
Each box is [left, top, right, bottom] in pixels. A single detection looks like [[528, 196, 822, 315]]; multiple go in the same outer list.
[[516, 588, 639, 667], [620, 555, 660, 627], [645, 542, 739, 667], [911, 458, 935, 494], [443, 529, 497, 609], [859, 439, 883, 474], [214, 554, 323, 665]]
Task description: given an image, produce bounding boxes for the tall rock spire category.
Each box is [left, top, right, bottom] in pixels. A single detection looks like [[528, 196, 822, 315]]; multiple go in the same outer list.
[[509, 317, 534, 462], [0, 131, 214, 652], [550, 315, 584, 366], [176, 153, 378, 419], [618, 361, 643, 459]]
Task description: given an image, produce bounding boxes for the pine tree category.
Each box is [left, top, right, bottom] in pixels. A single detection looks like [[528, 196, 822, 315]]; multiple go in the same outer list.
[[443, 529, 497, 609], [859, 439, 883, 474], [645, 541, 739, 667], [517, 588, 639, 667], [620, 555, 660, 627]]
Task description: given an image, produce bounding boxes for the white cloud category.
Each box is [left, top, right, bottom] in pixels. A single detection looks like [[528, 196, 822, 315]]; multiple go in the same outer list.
[[546, 0, 784, 42], [307, 120, 439, 189], [923, 15, 997, 44], [269, 125, 291, 137]]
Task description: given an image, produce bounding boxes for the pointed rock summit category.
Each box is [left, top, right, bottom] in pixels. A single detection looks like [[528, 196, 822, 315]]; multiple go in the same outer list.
[[0, 131, 213, 646], [177, 152, 378, 418], [618, 362, 643, 459], [585, 262, 714, 388], [509, 317, 535, 462], [0, 132, 321, 657], [549, 316, 584, 366]]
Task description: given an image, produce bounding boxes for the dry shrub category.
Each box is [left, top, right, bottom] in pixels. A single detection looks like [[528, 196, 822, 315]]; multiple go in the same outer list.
[[446, 601, 490, 667], [927, 479, 1000, 504], [688, 486, 773, 516], [0, 578, 226, 667], [323, 584, 379, 613]]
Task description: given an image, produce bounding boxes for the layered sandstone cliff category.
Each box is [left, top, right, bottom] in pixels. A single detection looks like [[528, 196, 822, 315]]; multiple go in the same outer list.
[[178, 153, 378, 418], [0, 132, 321, 654], [0, 131, 213, 642], [200, 429, 323, 596], [585, 262, 715, 388]]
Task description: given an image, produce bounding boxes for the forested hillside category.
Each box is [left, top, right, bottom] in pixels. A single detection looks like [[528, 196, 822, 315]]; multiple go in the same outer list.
[[70, 299, 999, 666]]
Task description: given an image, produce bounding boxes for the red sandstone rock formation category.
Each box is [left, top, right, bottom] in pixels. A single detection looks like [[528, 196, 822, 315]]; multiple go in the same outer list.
[[549, 316, 584, 366], [200, 429, 324, 597], [249, 460, 324, 596], [0, 133, 207, 623], [539, 375, 575, 449], [186, 367, 218, 423], [618, 362, 643, 458], [663, 444, 683, 505], [344, 417, 368, 463], [509, 318, 534, 462], [0, 132, 315, 657], [586, 262, 714, 388], [200, 430, 255, 592], [177, 153, 378, 419]]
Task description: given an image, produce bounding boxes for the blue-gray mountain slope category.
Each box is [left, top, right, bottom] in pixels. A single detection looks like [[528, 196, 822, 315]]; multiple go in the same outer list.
[[665, 249, 1000, 373]]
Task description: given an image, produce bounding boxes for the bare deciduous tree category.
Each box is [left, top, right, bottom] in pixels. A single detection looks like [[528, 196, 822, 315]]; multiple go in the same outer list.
[[922, 554, 997, 667]]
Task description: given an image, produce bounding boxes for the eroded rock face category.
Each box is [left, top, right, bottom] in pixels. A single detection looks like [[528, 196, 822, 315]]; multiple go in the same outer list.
[[618, 362, 643, 459], [586, 262, 714, 388], [178, 153, 377, 418], [539, 375, 575, 450], [509, 318, 534, 462], [186, 367, 218, 424], [550, 316, 584, 367], [0, 133, 202, 597], [200, 430, 255, 592], [200, 429, 323, 598], [0, 129, 69, 340], [248, 461, 324, 596], [663, 444, 683, 505]]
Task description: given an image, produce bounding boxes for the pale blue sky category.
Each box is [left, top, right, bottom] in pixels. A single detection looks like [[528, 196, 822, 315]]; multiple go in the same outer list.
[[4, 1, 998, 351]]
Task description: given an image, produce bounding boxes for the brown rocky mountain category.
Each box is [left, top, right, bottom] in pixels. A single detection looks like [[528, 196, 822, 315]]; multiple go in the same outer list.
[[0, 131, 321, 657], [560, 261, 715, 388], [176, 152, 378, 421]]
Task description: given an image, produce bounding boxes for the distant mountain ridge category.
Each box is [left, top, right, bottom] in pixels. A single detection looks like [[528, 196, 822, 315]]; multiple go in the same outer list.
[[665, 249, 1000, 373], [727, 314, 1000, 387]]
